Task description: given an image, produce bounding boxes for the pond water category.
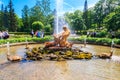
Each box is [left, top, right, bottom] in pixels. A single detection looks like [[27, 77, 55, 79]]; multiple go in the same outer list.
[[0, 44, 120, 80]]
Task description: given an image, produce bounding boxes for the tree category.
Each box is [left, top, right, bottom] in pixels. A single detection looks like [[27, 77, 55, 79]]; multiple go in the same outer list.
[[0, 4, 4, 28], [87, 8, 95, 29], [22, 5, 30, 32], [44, 24, 52, 33], [93, 0, 104, 28], [29, 0, 44, 27], [104, 6, 120, 31], [16, 16, 23, 31], [46, 13, 54, 28], [64, 10, 86, 32], [83, 0, 89, 29], [40, 0, 51, 16], [32, 21, 44, 31], [40, 0, 51, 25], [8, 0, 18, 31], [29, 0, 51, 27], [3, 6, 9, 29], [93, 0, 119, 29]]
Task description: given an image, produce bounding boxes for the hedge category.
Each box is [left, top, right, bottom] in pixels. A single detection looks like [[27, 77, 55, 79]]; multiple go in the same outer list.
[[0, 36, 53, 44], [0, 36, 120, 47], [9, 32, 52, 35]]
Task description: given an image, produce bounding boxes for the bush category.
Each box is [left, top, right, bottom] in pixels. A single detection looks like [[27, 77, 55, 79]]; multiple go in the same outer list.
[[32, 21, 44, 31], [44, 24, 52, 35], [9, 32, 29, 35], [0, 36, 53, 44], [0, 35, 120, 47], [44, 24, 52, 32], [96, 30, 108, 38]]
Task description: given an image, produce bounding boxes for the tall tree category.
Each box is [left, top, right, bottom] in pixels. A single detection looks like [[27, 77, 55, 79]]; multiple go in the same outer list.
[[83, 0, 89, 29], [40, 0, 51, 25], [64, 10, 86, 32], [93, 0, 119, 29], [3, 6, 9, 29], [22, 5, 30, 32], [29, 0, 43, 27], [104, 6, 120, 31], [94, 1, 104, 28], [41, 0, 51, 16], [8, 0, 17, 31], [29, 0, 51, 27], [0, 4, 4, 28], [87, 8, 95, 29]]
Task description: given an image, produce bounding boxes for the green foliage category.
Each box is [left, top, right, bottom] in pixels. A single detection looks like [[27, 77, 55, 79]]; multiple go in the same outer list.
[[0, 36, 53, 44], [40, 0, 51, 16], [8, 0, 18, 32], [9, 32, 29, 35], [104, 6, 120, 31], [0, 0, 120, 39], [44, 24, 52, 33], [21, 5, 30, 32], [0, 35, 120, 47], [64, 10, 86, 31], [83, 0, 89, 29], [69, 37, 120, 45], [96, 30, 108, 38], [32, 21, 44, 31]]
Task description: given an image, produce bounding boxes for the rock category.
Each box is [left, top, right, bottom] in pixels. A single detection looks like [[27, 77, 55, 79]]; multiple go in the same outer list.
[[50, 54, 58, 60], [37, 55, 43, 60], [57, 55, 65, 61], [65, 51, 73, 57], [25, 46, 93, 61]]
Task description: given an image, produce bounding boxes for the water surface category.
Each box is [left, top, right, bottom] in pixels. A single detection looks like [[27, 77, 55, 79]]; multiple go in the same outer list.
[[0, 44, 120, 80]]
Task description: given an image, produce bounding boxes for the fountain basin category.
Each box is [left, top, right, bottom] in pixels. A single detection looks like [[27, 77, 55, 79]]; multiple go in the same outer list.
[[0, 44, 120, 80]]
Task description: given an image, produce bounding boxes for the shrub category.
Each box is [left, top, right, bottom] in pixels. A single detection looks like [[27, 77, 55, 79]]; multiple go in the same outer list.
[[9, 32, 29, 35], [32, 21, 44, 31], [96, 30, 108, 38]]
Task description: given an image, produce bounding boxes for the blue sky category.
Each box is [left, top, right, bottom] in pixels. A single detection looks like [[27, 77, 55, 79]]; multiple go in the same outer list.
[[0, 0, 99, 17]]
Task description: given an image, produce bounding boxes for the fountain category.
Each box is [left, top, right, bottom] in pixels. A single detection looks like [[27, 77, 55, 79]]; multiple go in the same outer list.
[[0, 0, 120, 80], [84, 37, 87, 47], [7, 42, 10, 53], [1, 43, 120, 80], [54, 0, 74, 34], [25, 0, 113, 61], [111, 39, 114, 49], [25, 26, 92, 61], [54, 0, 63, 34], [6, 42, 22, 61]]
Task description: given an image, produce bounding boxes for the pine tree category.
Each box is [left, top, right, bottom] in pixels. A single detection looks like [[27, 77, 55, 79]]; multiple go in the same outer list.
[[83, 0, 89, 29], [0, 4, 4, 28], [4, 6, 9, 29], [8, 0, 17, 31]]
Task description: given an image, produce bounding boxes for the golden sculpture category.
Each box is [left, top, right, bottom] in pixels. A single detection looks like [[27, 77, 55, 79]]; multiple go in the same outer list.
[[45, 26, 73, 48]]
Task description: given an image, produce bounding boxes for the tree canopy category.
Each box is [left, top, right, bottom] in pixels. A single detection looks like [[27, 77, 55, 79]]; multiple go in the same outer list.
[[0, 0, 120, 38]]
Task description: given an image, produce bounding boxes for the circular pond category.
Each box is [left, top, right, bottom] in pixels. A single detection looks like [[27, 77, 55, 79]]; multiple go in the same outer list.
[[0, 44, 120, 80]]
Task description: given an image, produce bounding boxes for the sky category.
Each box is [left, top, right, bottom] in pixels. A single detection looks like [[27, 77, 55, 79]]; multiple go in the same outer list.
[[0, 0, 99, 17]]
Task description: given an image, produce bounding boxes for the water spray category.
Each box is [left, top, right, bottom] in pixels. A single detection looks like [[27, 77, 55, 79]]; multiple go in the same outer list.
[[84, 37, 87, 47], [7, 42, 10, 54], [25, 37, 28, 49], [54, 0, 74, 34]]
